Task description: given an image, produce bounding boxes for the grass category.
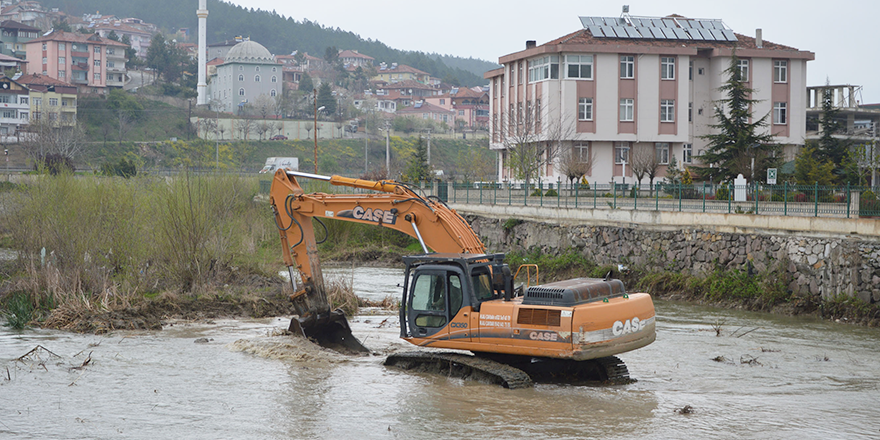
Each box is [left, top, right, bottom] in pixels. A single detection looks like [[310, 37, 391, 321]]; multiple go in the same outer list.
[[1, 172, 279, 323], [2, 292, 34, 329]]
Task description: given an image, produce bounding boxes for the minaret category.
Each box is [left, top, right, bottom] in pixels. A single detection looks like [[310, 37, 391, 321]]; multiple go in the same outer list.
[[196, 0, 208, 105]]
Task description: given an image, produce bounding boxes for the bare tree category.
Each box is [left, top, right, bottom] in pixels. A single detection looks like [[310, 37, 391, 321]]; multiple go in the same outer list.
[[234, 118, 249, 140], [630, 144, 658, 192], [274, 121, 284, 137], [117, 111, 136, 145], [218, 122, 226, 141], [21, 116, 86, 160], [499, 100, 573, 189], [256, 121, 271, 141], [558, 146, 593, 195], [254, 94, 274, 120]]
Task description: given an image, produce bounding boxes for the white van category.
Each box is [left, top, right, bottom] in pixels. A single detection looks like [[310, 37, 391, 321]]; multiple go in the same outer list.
[[259, 157, 299, 174]]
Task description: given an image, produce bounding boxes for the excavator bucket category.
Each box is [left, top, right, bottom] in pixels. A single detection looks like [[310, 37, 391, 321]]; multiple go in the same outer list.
[[288, 309, 370, 353]]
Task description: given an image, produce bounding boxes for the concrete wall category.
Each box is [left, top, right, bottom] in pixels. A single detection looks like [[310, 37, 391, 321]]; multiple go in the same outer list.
[[454, 203, 880, 304]]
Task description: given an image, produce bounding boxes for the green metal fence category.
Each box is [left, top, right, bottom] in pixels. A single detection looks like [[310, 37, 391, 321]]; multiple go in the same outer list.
[[259, 179, 880, 218]]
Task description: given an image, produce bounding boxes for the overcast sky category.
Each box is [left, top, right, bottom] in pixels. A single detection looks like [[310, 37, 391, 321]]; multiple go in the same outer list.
[[225, 0, 880, 103]]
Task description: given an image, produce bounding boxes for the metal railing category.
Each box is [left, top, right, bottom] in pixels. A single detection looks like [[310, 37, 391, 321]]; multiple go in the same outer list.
[[257, 178, 880, 218]]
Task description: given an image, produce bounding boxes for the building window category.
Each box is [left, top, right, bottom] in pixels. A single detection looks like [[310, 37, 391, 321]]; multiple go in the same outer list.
[[94, 73, 100, 81], [58, 70, 65, 79], [272, 67, 277, 72], [774, 102, 787, 125], [2, 110, 15, 119], [42, 43, 47, 50], [20, 97, 27, 105], [255, 66, 260, 72], [615, 143, 630, 164], [661, 57, 675, 80], [774, 60, 788, 83], [737, 59, 749, 81], [106, 47, 115, 55], [270, 89, 276, 97], [58, 57, 65, 65], [238, 74, 244, 81], [94, 60, 100, 67], [239, 88, 245, 96], [620, 56, 634, 79], [255, 75, 261, 82], [660, 100, 675, 122], [578, 97, 593, 121], [58, 43, 65, 51], [0, 96, 8, 103], [20, 111, 27, 120], [528, 55, 559, 82], [565, 55, 593, 79], [271, 75, 277, 83], [459, 110, 465, 116], [689, 61, 693, 80], [49, 98, 58, 106], [518, 62, 523, 84], [440, 99, 445, 105], [619, 98, 634, 121], [683, 143, 693, 164], [107, 61, 115, 68], [239, 66, 243, 71], [94, 46, 100, 54], [41, 57, 47, 64], [575, 143, 590, 162], [655, 143, 670, 165], [688, 102, 693, 122]]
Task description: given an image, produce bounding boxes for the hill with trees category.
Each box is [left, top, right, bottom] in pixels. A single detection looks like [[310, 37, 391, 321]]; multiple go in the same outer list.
[[40, 0, 499, 86]]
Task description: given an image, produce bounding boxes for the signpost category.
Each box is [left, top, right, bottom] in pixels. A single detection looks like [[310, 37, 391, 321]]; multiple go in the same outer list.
[[767, 168, 777, 185]]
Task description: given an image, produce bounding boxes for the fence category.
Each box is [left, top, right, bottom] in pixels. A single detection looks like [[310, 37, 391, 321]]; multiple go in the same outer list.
[[258, 178, 880, 219]]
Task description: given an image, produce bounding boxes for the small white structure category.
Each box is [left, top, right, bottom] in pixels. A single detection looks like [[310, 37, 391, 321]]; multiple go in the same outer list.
[[734, 174, 747, 202], [260, 157, 299, 174]]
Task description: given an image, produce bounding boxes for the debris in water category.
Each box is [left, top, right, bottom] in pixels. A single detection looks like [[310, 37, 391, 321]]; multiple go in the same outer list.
[[194, 338, 213, 344], [70, 352, 92, 371], [740, 355, 763, 366], [675, 405, 694, 414], [761, 347, 780, 353], [711, 355, 731, 363]]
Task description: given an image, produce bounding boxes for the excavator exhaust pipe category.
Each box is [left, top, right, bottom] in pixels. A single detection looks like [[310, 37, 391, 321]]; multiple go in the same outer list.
[[289, 309, 370, 353]]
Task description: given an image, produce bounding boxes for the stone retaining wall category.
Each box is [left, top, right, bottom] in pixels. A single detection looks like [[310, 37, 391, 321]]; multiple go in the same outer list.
[[469, 216, 880, 305]]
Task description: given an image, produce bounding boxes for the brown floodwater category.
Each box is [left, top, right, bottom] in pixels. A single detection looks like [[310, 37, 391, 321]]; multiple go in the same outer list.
[[2, 267, 880, 439]]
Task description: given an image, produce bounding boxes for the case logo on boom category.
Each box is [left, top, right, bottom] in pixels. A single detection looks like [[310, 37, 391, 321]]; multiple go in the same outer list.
[[612, 317, 645, 336], [337, 206, 397, 225]]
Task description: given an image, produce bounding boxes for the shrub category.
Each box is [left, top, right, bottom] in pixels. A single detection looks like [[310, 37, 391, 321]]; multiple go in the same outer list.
[[101, 158, 138, 178], [545, 188, 558, 197], [33, 154, 75, 175], [715, 184, 729, 200], [530, 188, 543, 197], [2, 292, 34, 329], [502, 218, 523, 232]]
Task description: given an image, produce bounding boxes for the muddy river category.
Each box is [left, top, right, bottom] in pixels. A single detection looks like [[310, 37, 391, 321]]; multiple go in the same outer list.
[[3, 267, 880, 439]]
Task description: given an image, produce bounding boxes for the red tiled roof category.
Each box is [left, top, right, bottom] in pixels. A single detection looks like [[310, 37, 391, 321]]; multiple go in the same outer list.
[[377, 64, 428, 76], [377, 79, 434, 90], [338, 49, 374, 60], [0, 20, 40, 31], [18, 73, 74, 87], [397, 101, 454, 115]]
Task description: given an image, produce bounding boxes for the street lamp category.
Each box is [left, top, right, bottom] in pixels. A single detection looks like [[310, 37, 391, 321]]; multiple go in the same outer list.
[[384, 121, 391, 175]]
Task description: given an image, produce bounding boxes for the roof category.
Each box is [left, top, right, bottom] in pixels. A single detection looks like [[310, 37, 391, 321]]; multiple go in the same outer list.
[[338, 49, 374, 60], [377, 79, 435, 91], [18, 73, 74, 88], [397, 101, 455, 115], [495, 14, 814, 67], [0, 53, 25, 63], [377, 64, 428, 75], [208, 39, 240, 48], [224, 40, 275, 64], [28, 31, 129, 47], [91, 22, 151, 35], [0, 20, 40, 32]]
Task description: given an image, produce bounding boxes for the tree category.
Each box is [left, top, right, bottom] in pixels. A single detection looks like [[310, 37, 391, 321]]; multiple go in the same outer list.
[[145, 33, 188, 84], [298, 73, 314, 96], [122, 34, 140, 69], [500, 100, 572, 190], [697, 51, 778, 182], [323, 46, 339, 65], [107, 30, 120, 41], [630, 144, 659, 193], [317, 82, 336, 114], [21, 117, 86, 162], [52, 19, 72, 32], [558, 146, 592, 195], [794, 142, 835, 186], [401, 136, 431, 182]]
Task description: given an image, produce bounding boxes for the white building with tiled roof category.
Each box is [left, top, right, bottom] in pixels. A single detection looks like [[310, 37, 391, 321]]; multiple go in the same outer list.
[[486, 14, 815, 185], [207, 39, 280, 113]]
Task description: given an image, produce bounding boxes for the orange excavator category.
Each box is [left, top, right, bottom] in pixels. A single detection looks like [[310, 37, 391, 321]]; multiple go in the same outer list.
[[269, 170, 655, 388]]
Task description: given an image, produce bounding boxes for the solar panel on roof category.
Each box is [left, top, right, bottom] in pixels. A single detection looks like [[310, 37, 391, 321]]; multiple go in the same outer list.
[[649, 27, 665, 39], [588, 25, 605, 37], [710, 29, 726, 40], [611, 26, 627, 37], [662, 19, 676, 28], [650, 18, 663, 27], [662, 28, 678, 39], [630, 18, 643, 27], [721, 29, 738, 41], [625, 27, 642, 38], [635, 26, 653, 37], [600, 25, 615, 37], [672, 27, 690, 39], [704, 20, 722, 30], [579, 17, 592, 27], [699, 29, 716, 40]]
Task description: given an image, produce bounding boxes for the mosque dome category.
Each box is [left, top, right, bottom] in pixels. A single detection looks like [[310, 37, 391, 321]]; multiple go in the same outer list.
[[225, 40, 274, 63]]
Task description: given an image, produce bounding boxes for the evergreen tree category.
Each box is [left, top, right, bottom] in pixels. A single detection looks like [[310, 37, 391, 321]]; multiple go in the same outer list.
[[317, 82, 336, 115], [121, 34, 139, 68], [402, 136, 431, 183], [697, 51, 778, 182], [107, 30, 119, 41], [298, 73, 314, 95], [794, 142, 835, 186]]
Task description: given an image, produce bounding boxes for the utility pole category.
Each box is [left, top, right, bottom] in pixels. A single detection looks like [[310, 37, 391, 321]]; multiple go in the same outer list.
[[426, 128, 432, 165], [364, 115, 368, 175], [385, 121, 391, 176], [313, 89, 318, 173]]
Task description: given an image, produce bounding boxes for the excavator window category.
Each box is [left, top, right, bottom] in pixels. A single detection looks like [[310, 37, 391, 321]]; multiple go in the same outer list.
[[411, 273, 447, 328], [472, 272, 494, 301], [449, 274, 463, 318]]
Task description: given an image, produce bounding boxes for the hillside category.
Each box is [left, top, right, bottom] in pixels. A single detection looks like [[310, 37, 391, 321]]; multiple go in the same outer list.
[[39, 0, 499, 86]]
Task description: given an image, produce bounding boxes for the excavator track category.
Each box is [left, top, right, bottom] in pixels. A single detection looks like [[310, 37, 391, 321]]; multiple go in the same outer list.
[[384, 351, 534, 389]]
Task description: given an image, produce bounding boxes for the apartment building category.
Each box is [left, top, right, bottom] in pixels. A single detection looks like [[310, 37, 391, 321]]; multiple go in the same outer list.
[[19, 73, 77, 127], [424, 87, 489, 130], [24, 31, 129, 94], [374, 63, 430, 84], [0, 74, 29, 136], [486, 14, 814, 185], [338, 49, 373, 68], [0, 20, 40, 59]]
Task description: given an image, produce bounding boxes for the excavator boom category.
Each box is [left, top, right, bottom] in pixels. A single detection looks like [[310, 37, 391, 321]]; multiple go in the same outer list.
[[269, 170, 484, 351]]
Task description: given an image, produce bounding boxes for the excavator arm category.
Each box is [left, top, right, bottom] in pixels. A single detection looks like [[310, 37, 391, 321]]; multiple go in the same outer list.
[[269, 170, 485, 351]]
